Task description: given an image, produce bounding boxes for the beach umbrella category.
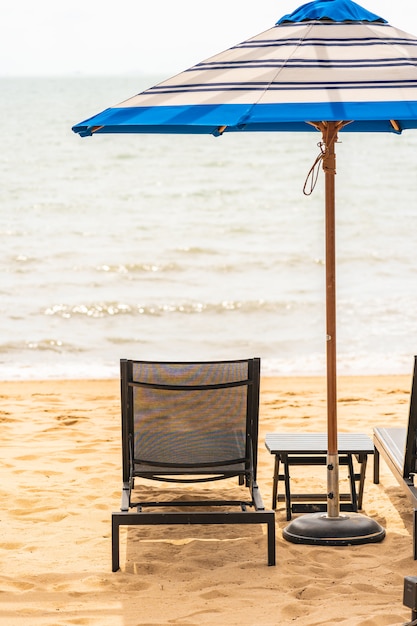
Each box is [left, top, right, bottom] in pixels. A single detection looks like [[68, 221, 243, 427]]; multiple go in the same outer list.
[[72, 0, 417, 545]]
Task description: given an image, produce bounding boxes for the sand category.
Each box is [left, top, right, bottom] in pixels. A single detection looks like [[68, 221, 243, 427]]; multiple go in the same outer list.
[[1, 374, 415, 625]]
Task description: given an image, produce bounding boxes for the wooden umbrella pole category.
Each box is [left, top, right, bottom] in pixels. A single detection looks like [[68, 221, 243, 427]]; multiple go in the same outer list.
[[322, 121, 340, 518], [283, 120, 385, 545], [283, 122, 385, 546]]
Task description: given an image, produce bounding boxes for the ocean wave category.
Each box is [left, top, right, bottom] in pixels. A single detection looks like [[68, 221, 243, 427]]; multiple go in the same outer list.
[[176, 246, 221, 256], [0, 339, 86, 354], [94, 262, 181, 274], [0, 351, 413, 382], [42, 299, 310, 319]]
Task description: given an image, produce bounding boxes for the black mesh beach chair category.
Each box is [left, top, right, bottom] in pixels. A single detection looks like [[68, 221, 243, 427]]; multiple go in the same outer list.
[[374, 356, 417, 559], [112, 357, 276, 570]]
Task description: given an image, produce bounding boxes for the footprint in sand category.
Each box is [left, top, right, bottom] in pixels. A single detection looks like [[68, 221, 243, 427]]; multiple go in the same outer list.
[[55, 415, 86, 426]]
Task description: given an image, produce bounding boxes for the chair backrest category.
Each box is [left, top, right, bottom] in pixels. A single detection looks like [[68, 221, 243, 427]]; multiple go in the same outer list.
[[120, 358, 261, 483], [403, 355, 417, 479]]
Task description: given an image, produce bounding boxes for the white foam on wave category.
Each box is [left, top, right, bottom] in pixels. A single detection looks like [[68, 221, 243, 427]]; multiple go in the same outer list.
[[0, 351, 413, 382]]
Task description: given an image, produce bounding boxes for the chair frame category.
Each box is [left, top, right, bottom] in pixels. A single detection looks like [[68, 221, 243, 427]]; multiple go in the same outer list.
[[373, 355, 417, 559], [112, 357, 276, 570]]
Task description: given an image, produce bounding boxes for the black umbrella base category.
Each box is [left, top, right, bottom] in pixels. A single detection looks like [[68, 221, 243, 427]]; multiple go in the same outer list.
[[283, 512, 385, 546]]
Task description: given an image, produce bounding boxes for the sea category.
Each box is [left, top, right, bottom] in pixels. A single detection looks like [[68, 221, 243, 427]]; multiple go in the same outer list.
[[1, 75, 417, 381]]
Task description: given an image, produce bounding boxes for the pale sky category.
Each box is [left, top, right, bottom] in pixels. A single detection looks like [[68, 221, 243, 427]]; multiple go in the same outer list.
[[2, 0, 417, 77]]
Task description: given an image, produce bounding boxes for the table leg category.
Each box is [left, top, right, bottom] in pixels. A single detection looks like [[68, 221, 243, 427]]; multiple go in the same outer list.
[[283, 455, 292, 521], [272, 455, 280, 509], [357, 455, 367, 509], [346, 454, 358, 511], [373, 447, 380, 484]]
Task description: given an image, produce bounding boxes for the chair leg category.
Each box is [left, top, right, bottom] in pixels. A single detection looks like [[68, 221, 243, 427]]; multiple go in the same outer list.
[[267, 514, 276, 566], [112, 514, 120, 572]]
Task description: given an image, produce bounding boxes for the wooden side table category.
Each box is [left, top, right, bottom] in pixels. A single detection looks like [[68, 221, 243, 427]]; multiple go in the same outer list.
[[265, 433, 374, 520]]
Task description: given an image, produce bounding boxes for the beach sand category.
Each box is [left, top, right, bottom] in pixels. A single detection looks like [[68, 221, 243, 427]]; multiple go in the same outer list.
[[1, 374, 415, 625]]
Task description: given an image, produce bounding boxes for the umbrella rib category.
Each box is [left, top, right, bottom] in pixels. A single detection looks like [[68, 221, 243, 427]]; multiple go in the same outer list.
[[231, 22, 316, 127]]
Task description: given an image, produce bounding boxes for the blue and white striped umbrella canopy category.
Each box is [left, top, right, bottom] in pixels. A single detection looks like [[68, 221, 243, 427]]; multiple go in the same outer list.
[[73, 0, 417, 137]]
